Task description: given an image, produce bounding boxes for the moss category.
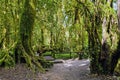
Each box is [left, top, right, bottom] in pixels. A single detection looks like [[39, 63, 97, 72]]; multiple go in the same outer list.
[[0, 50, 15, 67], [115, 59, 120, 74], [15, 0, 45, 72]]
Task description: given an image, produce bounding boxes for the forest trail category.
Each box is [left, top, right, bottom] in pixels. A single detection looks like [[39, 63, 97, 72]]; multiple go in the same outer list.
[[0, 59, 118, 80], [39, 59, 117, 80], [40, 59, 90, 80]]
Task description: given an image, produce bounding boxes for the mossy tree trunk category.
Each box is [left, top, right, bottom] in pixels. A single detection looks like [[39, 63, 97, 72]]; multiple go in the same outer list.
[[15, 0, 44, 71], [20, 0, 35, 56], [110, 0, 120, 74], [110, 39, 120, 74], [100, 17, 110, 74], [0, 0, 11, 49], [89, 19, 102, 74], [89, 0, 119, 75]]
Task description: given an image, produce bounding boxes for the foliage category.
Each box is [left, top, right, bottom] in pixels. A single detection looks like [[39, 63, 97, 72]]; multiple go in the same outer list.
[[0, 0, 120, 75]]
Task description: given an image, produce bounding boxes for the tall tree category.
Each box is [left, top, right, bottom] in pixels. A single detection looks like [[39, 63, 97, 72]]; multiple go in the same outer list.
[[110, 0, 120, 74], [15, 0, 44, 71]]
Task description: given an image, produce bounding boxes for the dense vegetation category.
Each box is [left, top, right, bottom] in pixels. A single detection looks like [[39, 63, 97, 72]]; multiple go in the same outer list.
[[0, 0, 120, 76]]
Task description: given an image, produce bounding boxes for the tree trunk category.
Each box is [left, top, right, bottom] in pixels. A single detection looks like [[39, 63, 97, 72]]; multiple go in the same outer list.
[[110, 0, 120, 74], [89, 0, 118, 75], [19, 0, 35, 56], [118, 0, 120, 30], [15, 0, 44, 71], [89, 28, 101, 74], [110, 39, 120, 74]]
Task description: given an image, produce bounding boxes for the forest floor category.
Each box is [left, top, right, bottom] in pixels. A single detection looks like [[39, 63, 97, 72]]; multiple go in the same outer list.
[[0, 59, 119, 80]]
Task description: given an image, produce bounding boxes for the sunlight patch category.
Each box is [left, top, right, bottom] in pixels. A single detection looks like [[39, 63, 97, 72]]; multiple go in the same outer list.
[[82, 59, 90, 63], [64, 63, 73, 67], [79, 64, 87, 67]]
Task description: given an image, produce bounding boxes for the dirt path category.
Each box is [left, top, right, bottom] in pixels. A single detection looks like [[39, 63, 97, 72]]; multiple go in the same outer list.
[[39, 59, 117, 80], [40, 59, 90, 80], [0, 59, 118, 80]]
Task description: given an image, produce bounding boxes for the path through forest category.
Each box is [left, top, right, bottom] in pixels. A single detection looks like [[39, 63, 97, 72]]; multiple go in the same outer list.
[[39, 59, 117, 80], [40, 59, 90, 80], [0, 59, 118, 80]]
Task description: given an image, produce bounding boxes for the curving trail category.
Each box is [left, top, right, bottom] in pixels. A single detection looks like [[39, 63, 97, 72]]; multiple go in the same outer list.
[[40, 59, 90, 80], [39, 59, 117, 80], [0, 59, 117, 80]]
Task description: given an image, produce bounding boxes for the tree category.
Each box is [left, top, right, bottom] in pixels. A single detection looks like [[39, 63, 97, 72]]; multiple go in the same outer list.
[[15, 0, 44, 71], [110, 0, 120, 74], [0, 0, 119, 75]]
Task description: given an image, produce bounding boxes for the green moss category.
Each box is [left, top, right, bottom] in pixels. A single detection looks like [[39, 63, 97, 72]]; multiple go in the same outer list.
[[17, 0, 45, 72], [115, 59, 120, 74], [0, 50, 15, 67]]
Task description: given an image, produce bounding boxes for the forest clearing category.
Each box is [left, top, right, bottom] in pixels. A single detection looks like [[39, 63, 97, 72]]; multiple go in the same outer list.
[[0, 0, 120, 80]]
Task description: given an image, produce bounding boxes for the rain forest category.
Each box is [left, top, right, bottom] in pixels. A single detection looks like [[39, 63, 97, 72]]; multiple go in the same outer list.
[[0, 0, 120, 80]]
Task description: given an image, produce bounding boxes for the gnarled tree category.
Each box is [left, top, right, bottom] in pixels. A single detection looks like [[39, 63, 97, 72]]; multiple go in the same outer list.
[[15, 0, 44, 71]]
